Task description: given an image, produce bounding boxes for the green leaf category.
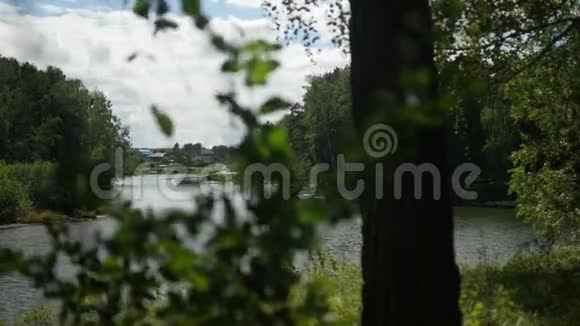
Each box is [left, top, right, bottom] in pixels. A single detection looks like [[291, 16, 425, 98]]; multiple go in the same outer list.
[[151, 106, 174, 137], [246, 59, 279, 86], [133, 0, 150, 18], [266, 127, 291, 156], [260, 97, 291, 114], [182, 0, 200, 17]]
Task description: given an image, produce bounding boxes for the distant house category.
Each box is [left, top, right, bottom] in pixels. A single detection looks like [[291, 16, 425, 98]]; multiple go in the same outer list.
[[201, 148, 215, 158], [149, 152, 166, 160], [190, 148, 216, 166]]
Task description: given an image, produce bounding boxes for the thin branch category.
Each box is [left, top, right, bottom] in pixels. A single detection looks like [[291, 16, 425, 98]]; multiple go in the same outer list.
[[501, 19, 579, 82]]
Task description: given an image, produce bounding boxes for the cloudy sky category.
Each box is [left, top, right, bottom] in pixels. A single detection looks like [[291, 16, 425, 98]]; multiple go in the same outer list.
[[0, 0, 349, 147]]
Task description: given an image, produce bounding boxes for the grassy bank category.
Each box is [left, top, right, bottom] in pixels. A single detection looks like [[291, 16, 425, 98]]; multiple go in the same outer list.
[[303, 247, 580, 325]]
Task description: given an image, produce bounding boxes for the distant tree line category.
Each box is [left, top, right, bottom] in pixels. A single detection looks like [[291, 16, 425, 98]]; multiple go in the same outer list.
[[167, 142, 235, 166], [0, 55, 130, 167]]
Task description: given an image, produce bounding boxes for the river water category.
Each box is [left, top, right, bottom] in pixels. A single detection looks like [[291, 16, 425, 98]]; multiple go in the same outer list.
[[0, 175, 536, 322]]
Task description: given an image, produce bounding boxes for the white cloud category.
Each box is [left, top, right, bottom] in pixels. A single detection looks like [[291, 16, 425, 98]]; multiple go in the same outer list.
[[0, 4, 348, 147]]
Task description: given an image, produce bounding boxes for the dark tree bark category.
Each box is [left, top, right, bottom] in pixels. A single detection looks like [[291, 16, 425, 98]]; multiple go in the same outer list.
[[349, 1, 462, 325]]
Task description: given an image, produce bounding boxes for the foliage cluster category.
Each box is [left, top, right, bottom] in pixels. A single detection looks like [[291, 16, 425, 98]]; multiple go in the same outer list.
[[506, 32, 580, 241], [431, 0, 580, 239], [0, 161, 59, 224], [0, 56, 130, 165]]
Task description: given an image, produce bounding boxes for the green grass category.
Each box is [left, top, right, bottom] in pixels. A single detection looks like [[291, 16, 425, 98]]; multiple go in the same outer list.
[[302, 253, 362, 324], [302, 247, 580, 325], [461, 246, 580, 326]]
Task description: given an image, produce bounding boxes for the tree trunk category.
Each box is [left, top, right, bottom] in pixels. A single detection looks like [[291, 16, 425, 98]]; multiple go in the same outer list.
[[349, 0, 462, 325]]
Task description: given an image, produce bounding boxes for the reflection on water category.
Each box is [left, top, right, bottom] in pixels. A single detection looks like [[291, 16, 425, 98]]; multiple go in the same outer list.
[[0, 175, 535, 322]]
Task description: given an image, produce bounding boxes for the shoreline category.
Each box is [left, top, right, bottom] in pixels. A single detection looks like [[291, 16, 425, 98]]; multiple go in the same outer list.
[[0, 214, 106, 229]]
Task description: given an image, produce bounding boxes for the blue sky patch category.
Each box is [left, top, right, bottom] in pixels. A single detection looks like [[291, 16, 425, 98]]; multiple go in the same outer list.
[[0, 0, 265, 19]]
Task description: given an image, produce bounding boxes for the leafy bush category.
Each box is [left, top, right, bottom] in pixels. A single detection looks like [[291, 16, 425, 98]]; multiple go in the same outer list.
[[510, 162, 579, 241], [0, 178, 32, 224], [0, 161, 73, 218]]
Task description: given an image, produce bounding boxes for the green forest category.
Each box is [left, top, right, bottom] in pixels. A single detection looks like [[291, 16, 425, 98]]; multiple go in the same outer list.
[[279, 59, 580, 242], [0, 56, 130, 224], [0, 0, 579, 325]]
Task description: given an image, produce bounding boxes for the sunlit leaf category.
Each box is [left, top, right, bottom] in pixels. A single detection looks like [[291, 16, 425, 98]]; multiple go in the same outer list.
[[246, 59, 279, 86], [242, 40, 282, 54]]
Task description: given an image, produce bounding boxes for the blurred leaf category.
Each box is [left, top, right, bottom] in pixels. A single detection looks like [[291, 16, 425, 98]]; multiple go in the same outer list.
[[260, 97, 291, 114], [242, 40, 282, 54], [182, 0, 200, 17], [151, 106, 174, 136], [127, 52, 138, 62], [222, 59, 241, 72], [154, 18, 179, 34], [195, 16, 209, 29], [211, 36, 229, 52], [133, 0, 150, 18], [156, 0, 170, 15], [246, 59, 279, 86]]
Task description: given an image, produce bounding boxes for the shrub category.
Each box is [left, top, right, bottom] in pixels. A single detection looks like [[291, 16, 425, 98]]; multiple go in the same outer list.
[[0, 161, 72, 215], [0, 178, 32, 224], [510, 162, 579, 241]]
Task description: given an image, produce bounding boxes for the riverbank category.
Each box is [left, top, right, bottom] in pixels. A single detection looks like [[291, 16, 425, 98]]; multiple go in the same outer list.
[[6, 246, 579, 325], [302, 246, 580, 325], [0, 210, 100, 229]]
